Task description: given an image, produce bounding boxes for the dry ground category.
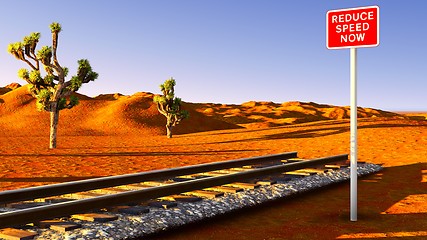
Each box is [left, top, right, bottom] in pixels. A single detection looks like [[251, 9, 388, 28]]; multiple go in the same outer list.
[[1, 85, 426, 239], [1, 118, 426, 239]]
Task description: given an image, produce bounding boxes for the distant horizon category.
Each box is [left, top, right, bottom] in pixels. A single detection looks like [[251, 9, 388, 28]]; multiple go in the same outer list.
[[1, 81, 425, 113]]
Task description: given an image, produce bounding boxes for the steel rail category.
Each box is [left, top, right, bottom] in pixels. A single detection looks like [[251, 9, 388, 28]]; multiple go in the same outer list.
[[0, 154, 347, 228], [0, 152, 297, 204]]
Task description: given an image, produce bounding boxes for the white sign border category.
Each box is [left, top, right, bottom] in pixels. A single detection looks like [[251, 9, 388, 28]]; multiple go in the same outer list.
[[326, 5, 380, 50]]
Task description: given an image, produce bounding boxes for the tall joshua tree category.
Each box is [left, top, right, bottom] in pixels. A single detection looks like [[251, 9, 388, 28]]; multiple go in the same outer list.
[[153, 77, 189, 138], [7, 22, 98, 149]]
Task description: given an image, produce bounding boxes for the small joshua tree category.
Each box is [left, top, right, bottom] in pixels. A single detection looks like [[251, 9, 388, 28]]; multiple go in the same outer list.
[[7, 22, 98, 149], [153, 77, 189, 138]]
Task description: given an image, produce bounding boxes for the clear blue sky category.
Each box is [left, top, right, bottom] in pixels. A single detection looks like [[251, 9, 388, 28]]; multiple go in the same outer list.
[[0, 0, 426, 111]]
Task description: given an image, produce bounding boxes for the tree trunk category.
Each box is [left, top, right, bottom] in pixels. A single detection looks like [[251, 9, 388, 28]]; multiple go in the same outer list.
[[49, 105, 59, 149], [166, 124, 173, 138]]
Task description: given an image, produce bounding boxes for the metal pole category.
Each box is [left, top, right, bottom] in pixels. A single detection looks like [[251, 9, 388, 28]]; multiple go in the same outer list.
[[350, 47, 358, 221]]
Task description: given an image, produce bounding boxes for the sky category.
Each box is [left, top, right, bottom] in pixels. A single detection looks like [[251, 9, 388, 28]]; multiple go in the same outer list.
[[0, 0, 426, 111]]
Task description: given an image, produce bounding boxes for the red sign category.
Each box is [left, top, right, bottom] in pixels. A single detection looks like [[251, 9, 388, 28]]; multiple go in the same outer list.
[[327, 6, 379, 49]]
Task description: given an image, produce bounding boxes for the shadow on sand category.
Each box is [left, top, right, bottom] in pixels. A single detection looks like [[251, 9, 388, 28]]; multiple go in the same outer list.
[[196, 122, 425, 145], [0, 149, 257, 158]]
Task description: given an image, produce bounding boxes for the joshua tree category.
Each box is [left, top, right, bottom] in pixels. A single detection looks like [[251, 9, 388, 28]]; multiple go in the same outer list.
[[7, 22, 98, 149], [153, 77, 189, 138]]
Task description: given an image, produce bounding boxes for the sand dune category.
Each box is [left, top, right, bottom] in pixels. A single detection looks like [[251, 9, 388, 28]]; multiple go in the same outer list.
[[0, 83, 415, 136], [0, 84, 240, 136], [188, 100, 406, 129], [398, 112, 427, 121], [0, 83, 21, 95]]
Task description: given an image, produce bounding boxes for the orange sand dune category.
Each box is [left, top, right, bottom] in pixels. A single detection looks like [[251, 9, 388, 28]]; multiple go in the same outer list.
[[188, 100, 406, 129], [0, 83, 409, 136], [398, 112, 427, 121], [0, 85, 240, 136], [0, 82, 21, 95]]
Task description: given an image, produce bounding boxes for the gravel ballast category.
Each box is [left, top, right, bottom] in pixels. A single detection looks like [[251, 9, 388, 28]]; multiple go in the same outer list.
[[19, 163, 383, 240]]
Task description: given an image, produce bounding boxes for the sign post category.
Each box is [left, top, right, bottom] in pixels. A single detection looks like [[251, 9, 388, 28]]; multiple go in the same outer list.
[[326, 5, 379, 222], [350, 47, 357, 222]]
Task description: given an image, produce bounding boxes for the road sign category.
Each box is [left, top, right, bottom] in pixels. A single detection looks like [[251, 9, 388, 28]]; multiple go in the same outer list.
[[326, 5, 380, 222], [327, 6, 379, 49]]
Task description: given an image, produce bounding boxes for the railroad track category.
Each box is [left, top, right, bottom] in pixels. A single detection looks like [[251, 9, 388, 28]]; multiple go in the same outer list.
[[0, 152, 350, 239]]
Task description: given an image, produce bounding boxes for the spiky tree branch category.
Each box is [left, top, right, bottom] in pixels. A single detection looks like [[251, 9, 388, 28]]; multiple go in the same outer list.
[[153, 77, 189, 138], [7, 22, 98, 148]]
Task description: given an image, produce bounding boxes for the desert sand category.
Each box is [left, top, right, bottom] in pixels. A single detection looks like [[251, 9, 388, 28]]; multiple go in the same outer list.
[[1, 84, 426, 239]]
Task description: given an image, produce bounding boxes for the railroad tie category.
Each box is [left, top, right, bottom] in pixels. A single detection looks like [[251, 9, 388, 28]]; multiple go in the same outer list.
[[283, 171, 313, 177], [195, 172, 226, 177], [325, 164, 349, 169], [203, 186, 243, 193], [294, 170, 318, 175], [90, 187, 130, 194], [214, 167, 256, 174], [66, 192, 104, 200], [282, 158, 305, 163], [230, 167, 252, 171], [158, 195, 202, 203], [183, 190, 224, 199], [36, 220, 82, 232], [116, 183, 152, 190], [301, 168, 329, 174], [224, 182, 261, 189], [174, 175, 195, 179], [50, 223, 82, 233], [0, 228, 37, 240], [142, 181, 172, 187], [253, 179, 277, 186], [71, 213, 118, 223], [176, 175, 210, 180]]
